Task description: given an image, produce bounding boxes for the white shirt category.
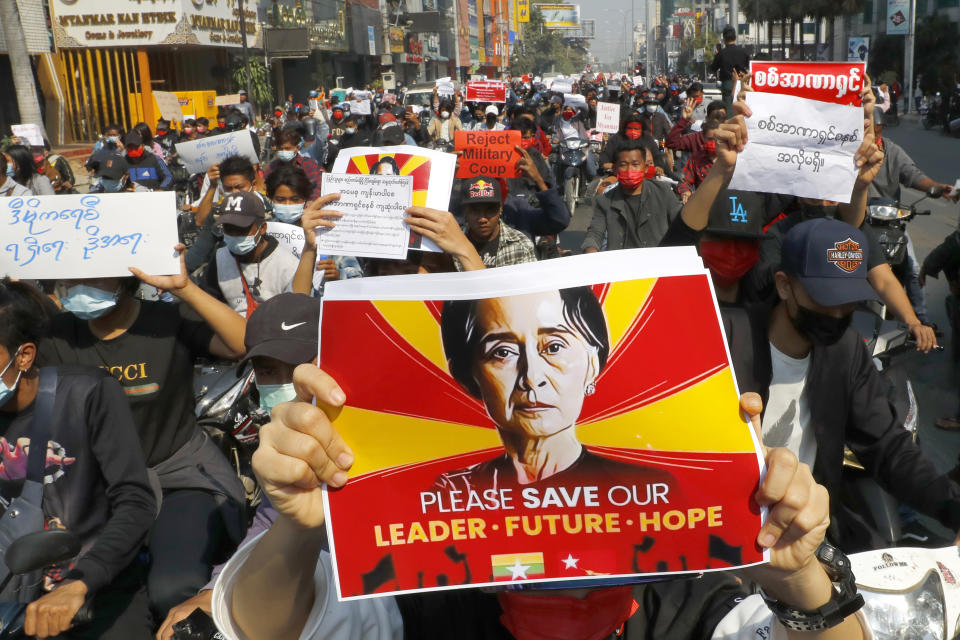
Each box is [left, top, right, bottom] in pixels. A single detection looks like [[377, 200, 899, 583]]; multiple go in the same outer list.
[[473, 121, 506, 131], [211, 534, 875, 640], [762, 343, 817, 468], [214, 243, 299, 315]]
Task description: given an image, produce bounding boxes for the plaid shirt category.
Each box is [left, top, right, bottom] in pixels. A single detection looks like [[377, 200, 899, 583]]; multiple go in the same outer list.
[[678, 150, 715, 196], [456, 220, 537, 270], [265, 154, 324, 201]]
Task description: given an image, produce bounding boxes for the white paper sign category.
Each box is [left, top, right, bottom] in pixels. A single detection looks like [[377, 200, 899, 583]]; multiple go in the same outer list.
[[596, 102, 621, 133], [266, 221, 325, 291], [551, 80, 573, 94], [633, 75, 645, 87], [728, 92, 863, 203], [175, 130, 258, 174], [153, 91, 184, 124], [563, 93, 587, 109], [1, 192, 180, 279], [435, 77, 455, 96], [11, 124, 44, 147], [215, 94, 242, 106], [316, 174, 413, 259], [351, 100, 372, 116]]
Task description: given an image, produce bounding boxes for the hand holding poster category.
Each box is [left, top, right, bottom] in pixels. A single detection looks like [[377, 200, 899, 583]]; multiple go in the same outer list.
[[320, 248, 767, 599], [596, 102, 621, 134], [331, 145, 458, 253], [316, 173, 413, 259], [728, 61, 867, 202], [466, 81, 507, 103], [11, 124, 44, 147], [454, 130, 520, 178], [1, 193, 180, 279], [175, 130, 259, 174]]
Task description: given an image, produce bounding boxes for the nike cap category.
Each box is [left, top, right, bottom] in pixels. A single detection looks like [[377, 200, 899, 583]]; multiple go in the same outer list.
[[781, 217, 878, 307], [242, 293, 322, 367]]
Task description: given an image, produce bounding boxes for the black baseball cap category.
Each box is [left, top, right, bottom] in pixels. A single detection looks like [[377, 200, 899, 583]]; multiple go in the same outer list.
[[460, 176, 502, 205], [124, 131, 143, 147], [241, 293, 322, 367], [781, 218, 878, 307], [218, 191, 266, 228], [705, 189, 766, 239]]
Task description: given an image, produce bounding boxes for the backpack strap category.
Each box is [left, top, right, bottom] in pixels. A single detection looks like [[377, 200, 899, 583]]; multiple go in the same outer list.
[[22, 367, 57, 503]]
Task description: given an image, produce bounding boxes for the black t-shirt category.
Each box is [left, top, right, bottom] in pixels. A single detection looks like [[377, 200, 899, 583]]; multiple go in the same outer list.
[[40, 301, 215, 466], [712, 45, 750, 81]]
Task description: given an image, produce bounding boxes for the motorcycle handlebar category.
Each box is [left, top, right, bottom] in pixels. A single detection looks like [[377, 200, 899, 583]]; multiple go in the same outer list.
[[917, 209, 932, 215], [72, 601, 94, 626]]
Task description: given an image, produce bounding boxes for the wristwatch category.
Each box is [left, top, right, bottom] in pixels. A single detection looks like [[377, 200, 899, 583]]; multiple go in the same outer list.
[[760, 542, 865, 632]]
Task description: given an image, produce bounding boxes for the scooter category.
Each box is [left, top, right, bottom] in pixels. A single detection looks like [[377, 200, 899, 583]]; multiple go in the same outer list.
[[850, 545, 960, 639], [554, 137, 590, 216], [0, 530, 92, 638]]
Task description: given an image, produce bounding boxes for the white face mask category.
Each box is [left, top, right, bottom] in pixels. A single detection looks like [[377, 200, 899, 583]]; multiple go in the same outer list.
[[440, 111, 450, 119]]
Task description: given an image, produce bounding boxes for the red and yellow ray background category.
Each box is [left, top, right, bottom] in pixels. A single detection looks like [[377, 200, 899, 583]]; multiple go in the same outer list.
[[320, 273, 757, 479], [345, 153, 433, 206]]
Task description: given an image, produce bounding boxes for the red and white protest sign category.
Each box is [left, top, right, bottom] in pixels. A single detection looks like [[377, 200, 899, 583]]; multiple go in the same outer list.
[[750, 61, 866, 106], [466, 81, 508, 103]]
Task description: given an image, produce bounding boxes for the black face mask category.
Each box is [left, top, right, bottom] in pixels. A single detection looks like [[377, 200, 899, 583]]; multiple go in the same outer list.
[[486, 115, 497, 125], [789, 303, 851, 346], [798, 203, 840, 221]]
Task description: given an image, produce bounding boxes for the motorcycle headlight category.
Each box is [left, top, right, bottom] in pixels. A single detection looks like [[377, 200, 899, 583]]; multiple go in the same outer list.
[[869, 205, 900, 221], [565, 139, 581, 150], [859, 570, 945, 640]]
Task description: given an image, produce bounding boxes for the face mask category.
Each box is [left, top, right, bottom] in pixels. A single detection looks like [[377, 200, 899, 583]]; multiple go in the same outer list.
[[273, 202, 305, 223], [562, 111, 574, 121], [486, 115, 497, 125], [276, 150, 297, 162], [344, 127, 356, 135], [498, 586, 636, 640], [644, 165, 657, 180], [5, 167, 14, 179], [106, 136, 119, 145], [275, 111, 283, 117], [156, 129, 168, 136], [224, 231, 260, 255], [0, 347, 23, 407], [646, 104, 658, 113], [127, 147, 144, 159], [789, 300, 852, 346], [183, 128, 195, 135], [440, 111, 450, 119], [258, 382, 297, 413], [624, 127, 642, 140], [101, 178, 123, 193], [694, 95, 704, 105], [520, 138, 537, 150], [704, 140, 717, 155], [61, 284, 119, 320], [218, 123, 226, 129], [617, 169, 645, 191], [197, 127, 208, 134], [699, 238, 760, 288], [33, 154, 45, 167]]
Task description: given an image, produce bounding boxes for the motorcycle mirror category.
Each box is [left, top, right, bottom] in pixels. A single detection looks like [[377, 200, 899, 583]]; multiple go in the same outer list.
[[5, 529, 81, 575], [928, 185, 944, 199]]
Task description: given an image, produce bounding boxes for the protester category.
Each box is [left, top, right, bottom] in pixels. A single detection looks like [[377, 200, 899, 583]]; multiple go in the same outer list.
[[0, 153, 32, 197], [501, 132, 571, 239], [235, 90, 256, 126], [473, 104, 505, 131], [665, 99, 727, 153], [677, 119, 720, 202], [265, 128, 323, 200], [447, 176, 536, 269], [5, 144, 55, 195], [427, 97, 464, 144], [35, 140, 76, 194], [711, 26, 750, 111], [0, 280, 157, 639], [123, 131, 173, 191]]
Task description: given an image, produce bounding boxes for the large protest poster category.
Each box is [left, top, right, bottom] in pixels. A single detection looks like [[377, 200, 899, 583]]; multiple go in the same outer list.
[[596, 102, 621, 133], [466, 81, 507, 103], [454, 130, 520, 178], [175, 130, 259, 174], [332, 145, 457, 253], [1, 193, 180, 279], [321, 248, 767, 600], [728, 61, 867, 203]]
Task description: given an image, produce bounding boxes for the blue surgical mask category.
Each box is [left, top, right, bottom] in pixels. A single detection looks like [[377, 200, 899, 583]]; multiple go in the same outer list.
[[224, 231, 260, 255], [5, 166, 14, 178], [273, 202, 305, 223], [101, 178, 123, 193], [276, 150, 297, 162], [258, 382, 297, 413], [0, 347, 23, 407], [61, 284, 119, 320]]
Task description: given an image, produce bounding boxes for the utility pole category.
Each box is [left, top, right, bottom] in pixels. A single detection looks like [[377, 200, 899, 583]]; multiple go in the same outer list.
[[237, 0, 253, 100], [451, 0, 462, 81], [904, 0, 916, 114], [631, 0, 635, 70], [729, 0, 737, 34]]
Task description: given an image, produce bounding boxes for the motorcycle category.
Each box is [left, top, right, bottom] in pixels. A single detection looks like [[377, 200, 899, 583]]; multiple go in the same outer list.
[[921, 93, 940, 131], [194, 360, 266, 513], [553, 137, 591, 216], [0, 530, 92, 638], [850, 545, 960, 640]]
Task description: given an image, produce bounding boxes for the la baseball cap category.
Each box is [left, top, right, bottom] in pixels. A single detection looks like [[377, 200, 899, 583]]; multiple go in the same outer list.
[[705, 189, 766, 239], [781, 218, 878, 307], [461, 176, 502, 205], [242, 293, 322, 367], [218, 191, 266, 228]]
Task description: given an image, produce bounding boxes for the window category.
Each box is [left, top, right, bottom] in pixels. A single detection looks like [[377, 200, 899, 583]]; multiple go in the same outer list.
[[863, 0, 873, 23], [738, 22, 748, 34]]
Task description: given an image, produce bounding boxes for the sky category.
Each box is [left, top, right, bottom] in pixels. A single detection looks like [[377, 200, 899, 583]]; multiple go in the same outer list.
[[580, 0, 645, 70]]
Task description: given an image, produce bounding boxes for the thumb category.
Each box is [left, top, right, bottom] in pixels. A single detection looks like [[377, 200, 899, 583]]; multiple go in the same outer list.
[[739, 392, 765, 450]]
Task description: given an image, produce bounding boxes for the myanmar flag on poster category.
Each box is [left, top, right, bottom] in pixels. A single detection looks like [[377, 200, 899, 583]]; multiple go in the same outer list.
[[492, 553, 547, 581]]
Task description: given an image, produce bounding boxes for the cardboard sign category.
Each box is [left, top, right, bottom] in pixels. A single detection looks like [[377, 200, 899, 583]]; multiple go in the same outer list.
[[454, 130, 521, 178], [466, 81, 507, 103], [265, 221, 325, 291], [317, 174, 413, 259], [1, 193, 180, 279], [175, 130, 258, 174], [563, 93, 587, 109], [215, 94, 242, 106], [320, 248, 767, 599], [750, 61, 866, 107], [728, 91, 863, 202], [596, 102, 621, 134], [153, 91, 184, 124], [331, 145, 457, 253], [11, 124, 44, 147]]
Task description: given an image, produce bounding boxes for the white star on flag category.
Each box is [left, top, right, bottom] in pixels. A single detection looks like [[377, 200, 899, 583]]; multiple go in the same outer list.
[[562, 554, 579, 569], [507, 558, 530, 580]]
